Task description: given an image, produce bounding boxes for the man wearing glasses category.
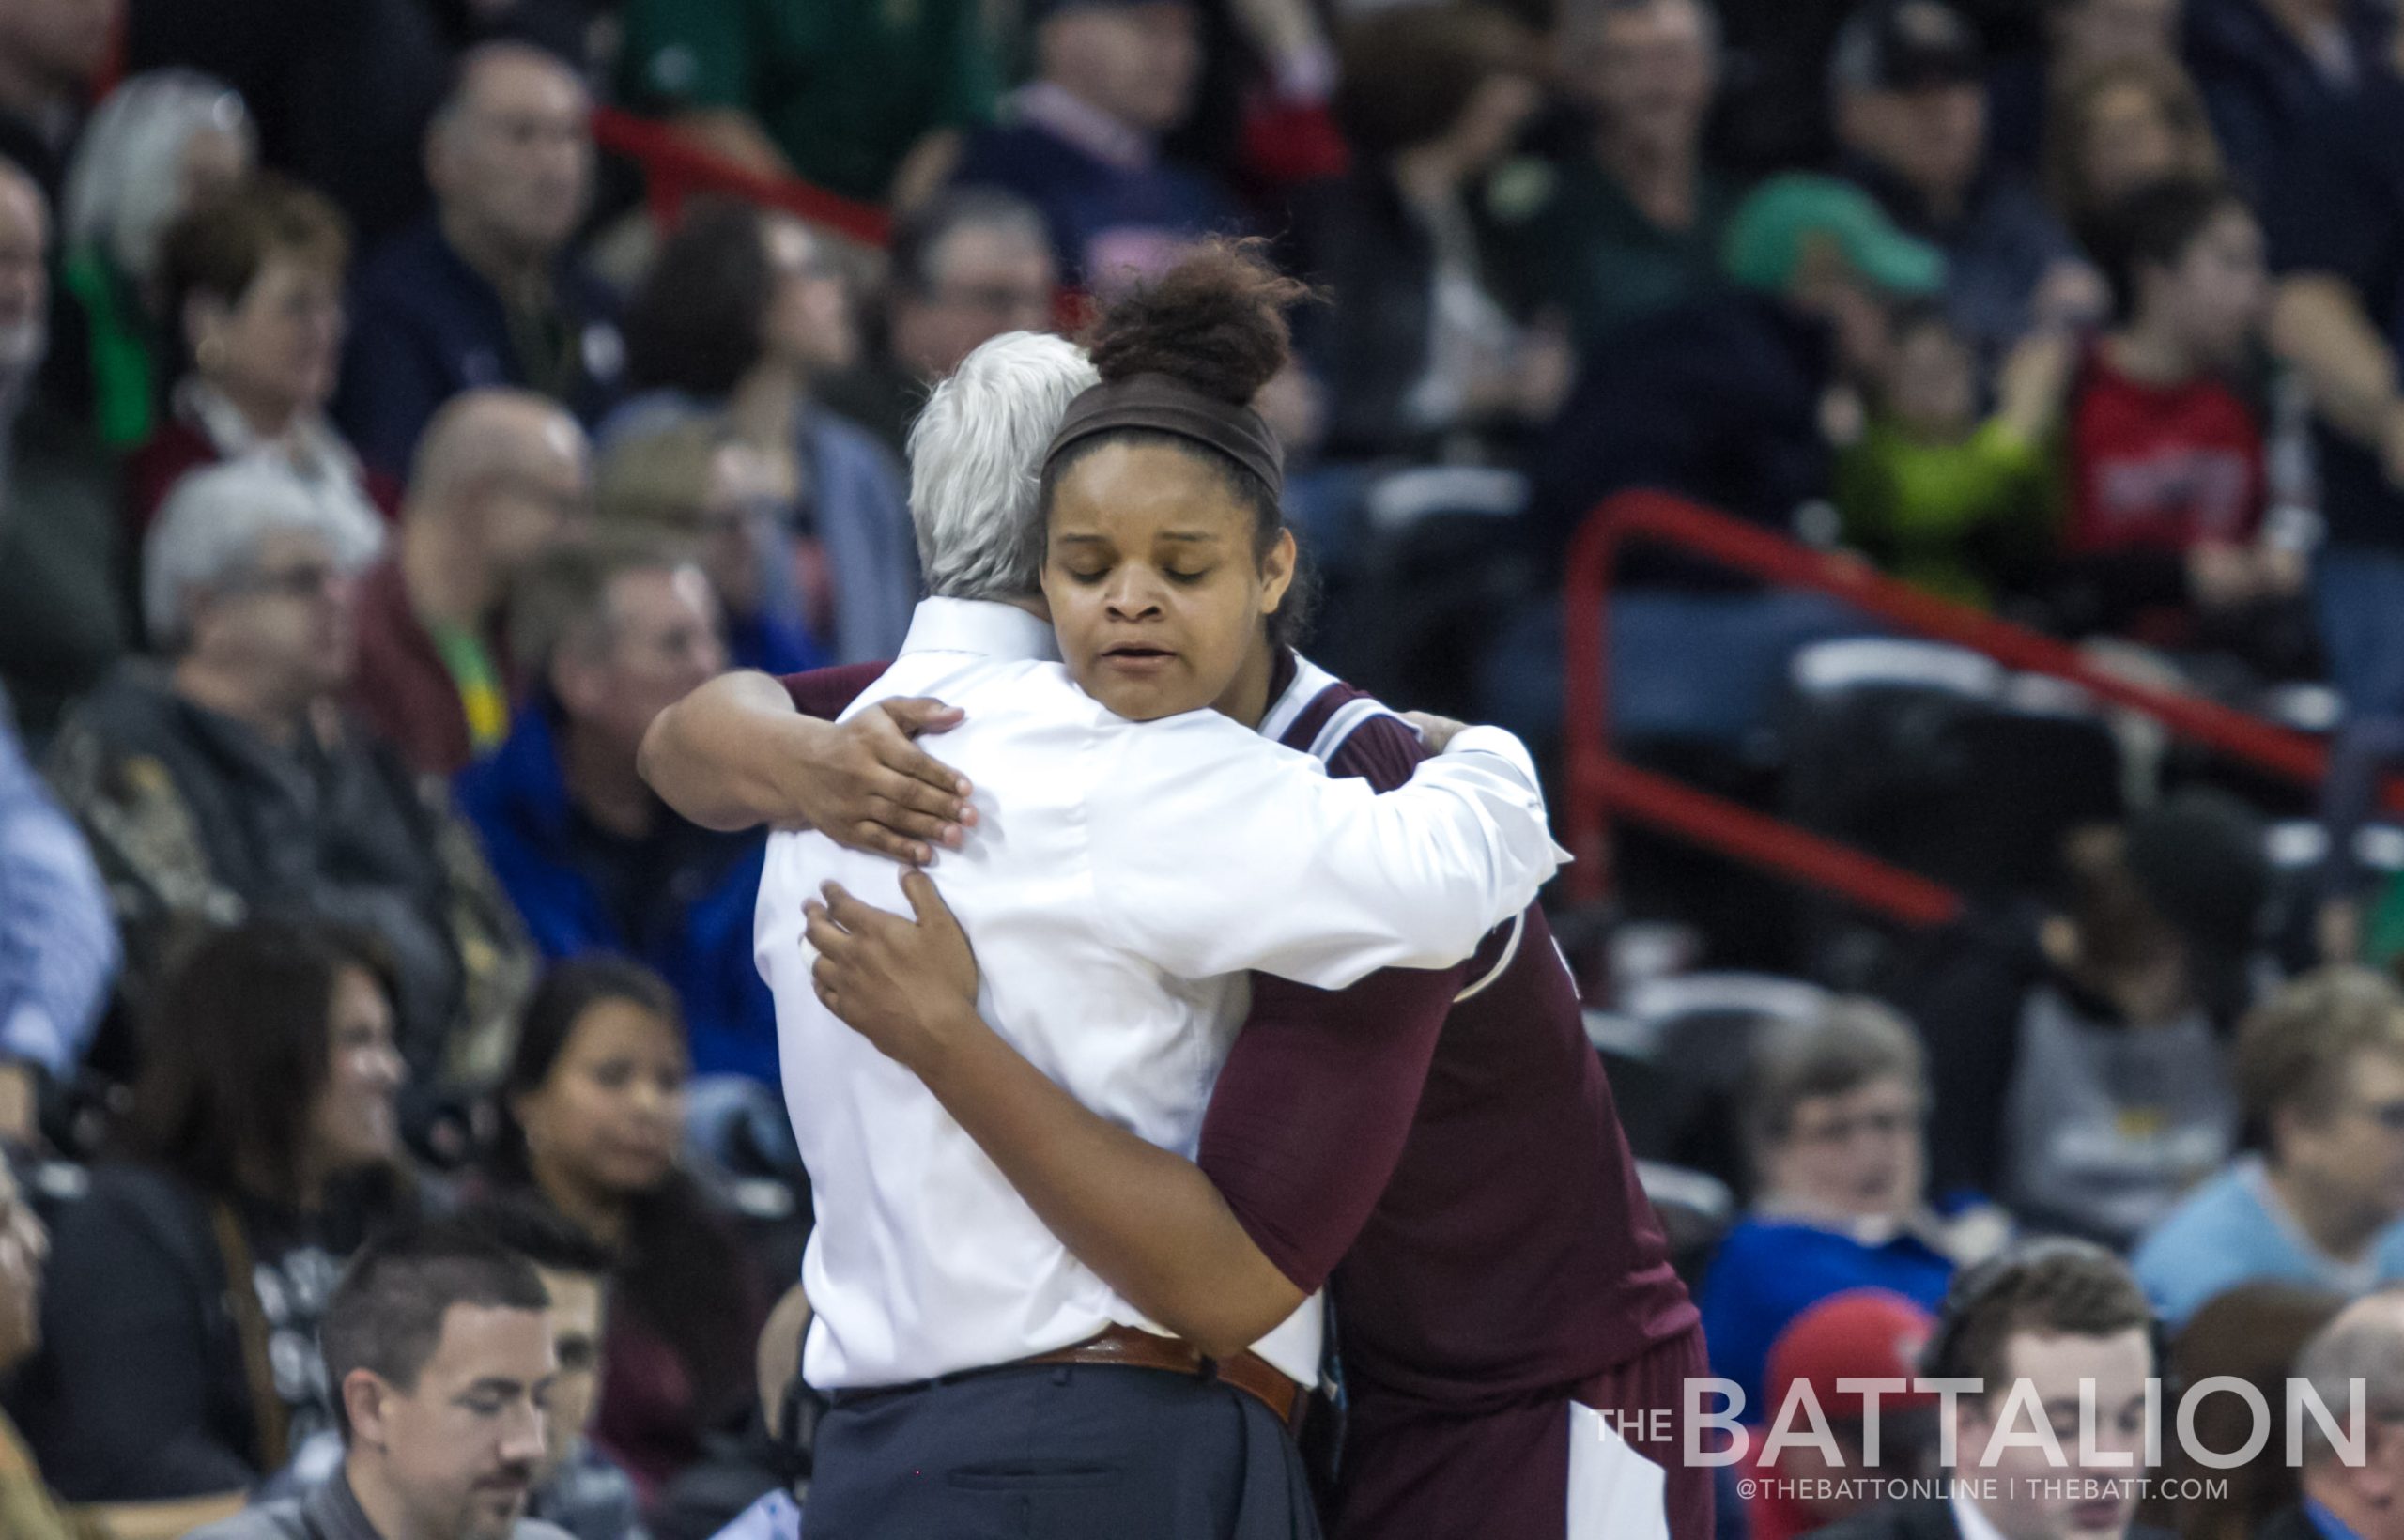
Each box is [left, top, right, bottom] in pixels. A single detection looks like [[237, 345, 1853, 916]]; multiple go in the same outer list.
[[2135, 966, 2404, 1327], [349, 390, 593, 778]]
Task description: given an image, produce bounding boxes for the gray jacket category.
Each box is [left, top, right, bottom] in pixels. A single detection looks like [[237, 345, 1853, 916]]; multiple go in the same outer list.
[[188, 1470, 575, 1540]]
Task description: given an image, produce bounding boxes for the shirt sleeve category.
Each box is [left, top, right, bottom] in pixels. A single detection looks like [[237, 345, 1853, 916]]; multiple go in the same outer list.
[[778, 662, 893, 720], [0, 720, 116, 1074], [1086, 717, 1561, 989]]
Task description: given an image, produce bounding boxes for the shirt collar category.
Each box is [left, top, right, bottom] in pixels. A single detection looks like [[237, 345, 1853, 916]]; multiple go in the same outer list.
[[1012, 82, 1153, 170], [2308, 1499, 2367, 1540], [1951, 1485, 2011, 1540], [897, 597, 1060, 664], [307, 1468, 389, 1540]]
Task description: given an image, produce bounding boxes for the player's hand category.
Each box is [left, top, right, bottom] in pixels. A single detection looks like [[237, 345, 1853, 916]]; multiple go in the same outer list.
[[805, 873, 982, 1074], [1402, 710, 1471, 752], [791, 699, 975, 864]]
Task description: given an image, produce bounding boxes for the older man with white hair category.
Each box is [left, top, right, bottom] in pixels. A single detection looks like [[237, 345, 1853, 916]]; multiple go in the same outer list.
[[46, 457, 532, 1082]]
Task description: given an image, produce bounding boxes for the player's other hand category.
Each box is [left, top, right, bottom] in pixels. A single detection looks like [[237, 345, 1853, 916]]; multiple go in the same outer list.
[[805, 873, 981, 1074]]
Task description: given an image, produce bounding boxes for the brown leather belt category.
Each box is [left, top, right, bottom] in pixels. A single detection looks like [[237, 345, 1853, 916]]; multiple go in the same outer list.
[[1026, 1325, 1308, 1434]]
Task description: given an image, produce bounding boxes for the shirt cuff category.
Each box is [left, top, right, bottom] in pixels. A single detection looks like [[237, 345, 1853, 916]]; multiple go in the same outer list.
[[0, 1002, 66, 1078], [1442, 724, 1540, 789]]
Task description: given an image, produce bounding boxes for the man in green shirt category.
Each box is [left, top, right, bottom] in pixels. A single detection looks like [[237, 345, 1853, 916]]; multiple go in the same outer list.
[[617, 0, 1002, 207]]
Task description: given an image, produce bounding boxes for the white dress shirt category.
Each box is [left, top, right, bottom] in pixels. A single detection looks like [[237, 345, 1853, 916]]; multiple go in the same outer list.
[[756, 597, 1564, 1392]]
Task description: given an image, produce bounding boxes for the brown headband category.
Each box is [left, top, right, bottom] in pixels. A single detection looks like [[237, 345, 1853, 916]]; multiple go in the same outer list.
[[1041, 372, 1285, 499]]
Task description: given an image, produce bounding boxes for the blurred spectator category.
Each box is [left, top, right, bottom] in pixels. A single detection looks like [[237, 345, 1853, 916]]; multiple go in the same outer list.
[[948, 0, 1242, 291], [0, 683, 115, 1145], [56, 69, 254, 451], [460, 1199, 642, 1540], [2155, 1282, 2344, 1540], [615, 0, 1000, 208], [818, 189, 1057, 456], [1487, 0, 1737, 351], [2183, 0, 2393, 202], [131, 176, 392, 550], [2042, 55, 2223, 242], [1810, 1240, 2158, 1540], [611, 200, 915, 665], [2261, 27, 2404, 937], [43, 460, 532, 1082], [1991, 0, 2186, 179], [1289, 5, 1565, 462], [2133, 967, 2404, 1327], [474, 962, 765, 1504], [0, 0, 116, 203], [1831, 0, 2099, 354], [1492, 176, 1938, 748], [1534, 174, 1942, 552], [1903, 794, 2269, 1242], [1744, 1289, 1938, 1540], [593, 419, 827, 679], [1699, 998, 2004, 1415], [350, 390, 592, 778], [0, 1155, 111, 1540], [458, 542, 774, 1086], [11, 922, 415, 1505], [0, 155, 127, 747], [335, 43, 621, 481], [2053, 177, 2290, 644], [184, 1220, 566, 1540], [2268, 1289, 2404, 1540], [1834, 300, 2069, 608]]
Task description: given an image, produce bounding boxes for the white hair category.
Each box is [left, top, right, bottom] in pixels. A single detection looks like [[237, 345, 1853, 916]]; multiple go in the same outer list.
[[144, 457, 382, 649], [63, 69, 254, 287], [906, 330, 1099, 602]]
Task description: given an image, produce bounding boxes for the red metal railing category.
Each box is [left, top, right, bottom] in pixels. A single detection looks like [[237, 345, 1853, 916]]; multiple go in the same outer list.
[[1562, 490, 2355, 923], [592, 106, 894, 249]]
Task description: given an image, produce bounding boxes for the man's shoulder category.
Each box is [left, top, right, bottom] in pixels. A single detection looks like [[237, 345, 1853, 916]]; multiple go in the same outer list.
[[183, 1498, 314, 1540], [350, 222, 461, 304]]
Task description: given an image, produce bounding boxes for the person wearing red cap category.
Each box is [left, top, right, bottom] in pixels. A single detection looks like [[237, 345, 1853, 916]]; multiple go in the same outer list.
[[1747, 1289, 1938, 1540]]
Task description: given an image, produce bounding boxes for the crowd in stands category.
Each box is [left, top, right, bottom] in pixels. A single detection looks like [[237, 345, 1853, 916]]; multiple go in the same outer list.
[[9, 0, 2404, 1537]]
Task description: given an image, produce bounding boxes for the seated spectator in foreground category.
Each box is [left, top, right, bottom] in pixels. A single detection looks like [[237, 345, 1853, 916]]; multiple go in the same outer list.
[[0, 1152, 134, 1540], [2042, 55, 2224, 245], [1290, 5, 1565, 464], [335, 42, 622, 480], [1903, 793, 2267, 1245], [350, 389, 593, 778], [0, 683, 116, 1146], [610, 201, 915, 664], [1830, 0, 2099, 355], [459, 1200, 642, 1540], [948, 0, 1241, 291], [131, 174, 391, 552], [459, 543, 775, 1086], [57, 69, 254, 451], [2182, 0, 2392, 202], [1487, 0, 1739, 351], [2134, 967, 2404, 1327], [473, 962, 765, 1505], [2053, 178, 2291, 645], [614, 0, 1000, 207], [185, 1220, 570, 1540], [1700, 998, 2005, 1416], [0, 154, 128, 747], [1810, 1240, 2160, 1540], [2154, 1281, 2346, 1540], [818, 189, 1058, 456], [594, 420, 826, 679], [2265, 1289, 2404, 1540], [1744, 1289, 1938, 1540], [11, 922, 417, 1508], [1987, 0, 2185, 180], [45, 460, 532, 1080], [1834, 300, 2069, 608]]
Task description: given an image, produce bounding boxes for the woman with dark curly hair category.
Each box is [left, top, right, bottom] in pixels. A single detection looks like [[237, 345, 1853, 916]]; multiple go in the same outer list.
[[609, 198, 917, 665]]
